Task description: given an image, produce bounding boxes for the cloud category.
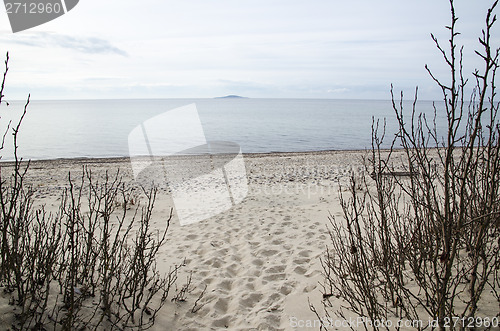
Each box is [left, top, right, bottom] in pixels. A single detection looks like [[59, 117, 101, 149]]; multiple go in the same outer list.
[[2, 32, 127, 56], [1, 0, 493, 100]]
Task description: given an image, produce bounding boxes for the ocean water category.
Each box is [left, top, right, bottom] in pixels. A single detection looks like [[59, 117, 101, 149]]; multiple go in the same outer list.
[[0, 98, 448, 161]]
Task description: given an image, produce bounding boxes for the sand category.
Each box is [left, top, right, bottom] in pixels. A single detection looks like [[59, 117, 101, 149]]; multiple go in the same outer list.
[[0, 150, 364, 330], [1, 150, 497, 330]]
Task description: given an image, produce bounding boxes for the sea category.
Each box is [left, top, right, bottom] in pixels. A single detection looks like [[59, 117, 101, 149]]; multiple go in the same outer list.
[[0, 98, 449, 161]]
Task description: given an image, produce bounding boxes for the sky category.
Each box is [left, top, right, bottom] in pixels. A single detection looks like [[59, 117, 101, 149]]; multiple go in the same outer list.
[[0, 0, 498, 100]]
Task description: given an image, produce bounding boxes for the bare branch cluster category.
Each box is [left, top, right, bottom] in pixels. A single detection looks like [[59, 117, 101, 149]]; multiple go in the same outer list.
[[0, 53, 189, 330], [319, 1, 500, 330]]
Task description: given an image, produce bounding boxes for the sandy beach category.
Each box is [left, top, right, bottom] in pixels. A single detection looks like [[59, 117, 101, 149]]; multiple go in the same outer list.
[[0, 150, 370, 330], [4, 0, 500, 328], [2, 149, 498, 330]]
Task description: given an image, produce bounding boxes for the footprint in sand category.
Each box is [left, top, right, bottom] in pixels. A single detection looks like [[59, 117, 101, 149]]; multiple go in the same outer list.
[[299, 249, 311, 257], [280, 284, 294, 295], [305, 231, 315, 239], [259, 249, 279, 257], [243, 278, 256, 291], [239, 292, 263, 309], [262, 292, 283, 310], [214, 298, 229, 314], [293, 265, 307, 275], [303, 284, 317, 293], [293, 257, 309, 265], [212, 315, 231, 328], [218, 279, 232, 292], [265, 265, 286, 274], [308, 225, 317, 231], [250, 267, 262, 277], [230, 254, 241, 262], [252, 258, 264, 267], [270, 238, 283, 245], [248, 241, 260, 248], [225, 263, 239, 277], [204, 257, 223, 268], [263, 273, 287, 281]]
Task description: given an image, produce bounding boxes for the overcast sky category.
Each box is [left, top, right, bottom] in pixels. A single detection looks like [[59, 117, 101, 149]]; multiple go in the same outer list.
[[0, 0, 498, 100]]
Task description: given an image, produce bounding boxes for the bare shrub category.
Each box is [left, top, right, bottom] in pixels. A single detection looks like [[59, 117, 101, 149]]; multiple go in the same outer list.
[[319, 1, 500, 330], [0, 52, 187, 330]]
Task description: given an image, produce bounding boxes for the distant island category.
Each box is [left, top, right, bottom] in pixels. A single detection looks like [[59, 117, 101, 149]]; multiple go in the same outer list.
[[215, 95, 247, 99]]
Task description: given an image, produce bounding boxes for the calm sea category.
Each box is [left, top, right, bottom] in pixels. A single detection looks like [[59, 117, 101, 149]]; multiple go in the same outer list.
[[0, 98, 448, 161]]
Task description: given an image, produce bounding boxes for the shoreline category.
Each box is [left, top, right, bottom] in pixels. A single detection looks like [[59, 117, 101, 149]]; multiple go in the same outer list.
[[0, 148, 379, 166]]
